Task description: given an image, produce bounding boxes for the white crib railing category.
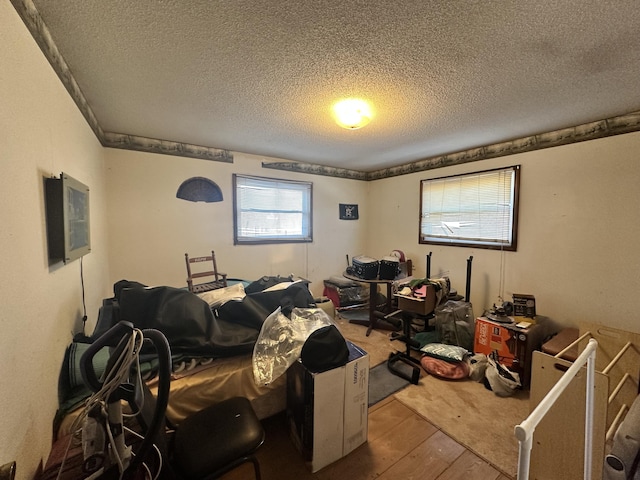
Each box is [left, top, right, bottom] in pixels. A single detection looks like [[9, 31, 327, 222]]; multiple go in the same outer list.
[[514, 338, 599, 480]]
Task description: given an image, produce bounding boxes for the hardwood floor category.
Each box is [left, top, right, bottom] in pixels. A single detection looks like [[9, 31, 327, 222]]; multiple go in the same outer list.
[[221, 395, 512, 480]]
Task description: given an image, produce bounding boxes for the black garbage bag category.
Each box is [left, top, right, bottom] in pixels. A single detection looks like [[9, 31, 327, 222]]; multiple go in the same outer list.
[[118, 286, 223, 356], [115, 279, 315, 358]]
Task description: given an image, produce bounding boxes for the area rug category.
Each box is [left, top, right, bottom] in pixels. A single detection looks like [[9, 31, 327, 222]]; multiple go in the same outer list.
[[394, 375, 529, 478], [337, 309, 370, 322], [368, 362, 411, 406]]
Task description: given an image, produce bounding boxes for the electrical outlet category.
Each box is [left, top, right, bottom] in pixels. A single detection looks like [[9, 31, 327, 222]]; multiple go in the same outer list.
[[0, 462, 16, 480]]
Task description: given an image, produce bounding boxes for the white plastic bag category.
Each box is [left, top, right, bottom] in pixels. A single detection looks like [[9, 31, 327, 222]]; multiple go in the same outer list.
[[252, 307, 335, 385], [485, 352, 521, 397]]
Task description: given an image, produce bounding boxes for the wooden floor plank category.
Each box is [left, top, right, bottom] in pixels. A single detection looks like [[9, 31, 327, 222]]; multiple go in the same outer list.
[[220, 399, 514, 480], [315, 411, 439, 480], [377, 430, 466, 480], [435, 450, 503, 480], [367, 397, 417, 442]]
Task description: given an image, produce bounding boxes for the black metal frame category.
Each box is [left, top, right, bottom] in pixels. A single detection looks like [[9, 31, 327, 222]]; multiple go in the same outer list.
[[386, 255, 473, 385]]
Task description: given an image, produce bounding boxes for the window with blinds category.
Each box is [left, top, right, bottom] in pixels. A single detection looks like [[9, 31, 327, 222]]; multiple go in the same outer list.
[[419, 165, 520, 250], [233, 174, 313, 244]]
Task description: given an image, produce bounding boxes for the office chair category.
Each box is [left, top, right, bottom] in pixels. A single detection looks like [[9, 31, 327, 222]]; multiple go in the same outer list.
[[80, 321, 265, 480], [185, 251, 228, 293]]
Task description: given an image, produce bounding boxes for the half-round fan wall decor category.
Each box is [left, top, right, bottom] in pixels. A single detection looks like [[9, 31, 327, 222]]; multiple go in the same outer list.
[[176, 177, 223, 202]]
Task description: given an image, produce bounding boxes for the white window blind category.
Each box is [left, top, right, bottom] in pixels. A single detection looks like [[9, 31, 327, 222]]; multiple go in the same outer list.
[[420, 166, 519, 250], [234, 174, 312, 244]]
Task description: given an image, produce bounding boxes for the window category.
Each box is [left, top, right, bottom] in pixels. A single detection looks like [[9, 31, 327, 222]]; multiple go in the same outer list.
[[233, 174, 312, 245], [419, 165, 520, 250]]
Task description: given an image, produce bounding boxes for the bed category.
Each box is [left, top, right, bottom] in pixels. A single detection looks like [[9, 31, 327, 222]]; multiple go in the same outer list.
[[55, 277, 313, 438]]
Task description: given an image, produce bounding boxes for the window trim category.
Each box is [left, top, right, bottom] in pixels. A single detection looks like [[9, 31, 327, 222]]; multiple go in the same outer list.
[[418, 165, 520, 251], [233, 174, 313, 245]]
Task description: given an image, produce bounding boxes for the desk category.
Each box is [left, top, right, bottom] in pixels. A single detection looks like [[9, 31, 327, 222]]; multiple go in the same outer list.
[[343, 272, 399, 336]]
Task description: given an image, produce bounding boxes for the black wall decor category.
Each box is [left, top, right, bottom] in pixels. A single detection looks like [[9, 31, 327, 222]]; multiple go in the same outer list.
[[176, 177, 223, 202], [339, 203, 359, 220]]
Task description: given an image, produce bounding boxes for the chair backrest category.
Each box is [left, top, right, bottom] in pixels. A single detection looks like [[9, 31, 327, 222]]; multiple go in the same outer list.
[[185, 251, 227, 293]]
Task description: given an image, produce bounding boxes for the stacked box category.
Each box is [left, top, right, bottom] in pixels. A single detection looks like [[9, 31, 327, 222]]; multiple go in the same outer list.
[[473, 316, 551, 388]]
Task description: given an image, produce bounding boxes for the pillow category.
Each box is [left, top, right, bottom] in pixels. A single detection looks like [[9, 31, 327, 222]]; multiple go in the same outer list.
[[420, 356, 470, 380], [197, 282, 246, 307], [420, 342, 469, 362]]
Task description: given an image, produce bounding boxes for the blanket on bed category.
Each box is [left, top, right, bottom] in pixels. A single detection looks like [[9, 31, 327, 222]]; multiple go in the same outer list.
[[114, 278, 314, 357]]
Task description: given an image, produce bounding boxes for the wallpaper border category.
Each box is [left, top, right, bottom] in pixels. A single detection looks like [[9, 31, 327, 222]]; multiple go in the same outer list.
[[12, 0, 640, 178]]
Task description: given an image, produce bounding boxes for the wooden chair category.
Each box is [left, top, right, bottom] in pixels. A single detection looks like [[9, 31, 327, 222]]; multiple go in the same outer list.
[[185, 251, 228, 293]]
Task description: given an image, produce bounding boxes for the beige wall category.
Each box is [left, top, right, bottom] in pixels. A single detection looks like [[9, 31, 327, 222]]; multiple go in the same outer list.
[[104, 149, 369, 298], [1, 4, 111, 478], [106, 130, 640, 334], [4, 0, 640, 477], [368, 132, 640, 332]]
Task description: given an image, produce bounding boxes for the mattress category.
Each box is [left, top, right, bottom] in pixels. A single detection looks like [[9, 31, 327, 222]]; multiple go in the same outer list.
[[153, 353, 286, 424], [58, 353, 286, 437]]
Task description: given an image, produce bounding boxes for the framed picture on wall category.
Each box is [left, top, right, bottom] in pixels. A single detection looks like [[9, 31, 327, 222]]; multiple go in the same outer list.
[[45, 172, 91, 263], [339, 203, 359, 220]]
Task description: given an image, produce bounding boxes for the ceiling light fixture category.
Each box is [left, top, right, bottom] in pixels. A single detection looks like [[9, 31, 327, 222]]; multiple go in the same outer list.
[[333, 98, 372, 130]]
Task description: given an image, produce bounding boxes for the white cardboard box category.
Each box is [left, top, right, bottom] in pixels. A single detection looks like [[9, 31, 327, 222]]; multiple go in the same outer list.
[[343, 342, 369, 456], [286, 341, 369, 472]]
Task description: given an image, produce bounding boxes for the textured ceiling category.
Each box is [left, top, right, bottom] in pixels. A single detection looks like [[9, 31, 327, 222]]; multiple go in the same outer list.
[[20, 0, 640, 173]]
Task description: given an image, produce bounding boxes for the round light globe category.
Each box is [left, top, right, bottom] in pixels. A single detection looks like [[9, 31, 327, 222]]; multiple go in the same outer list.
[[333, 98, 373, 129]]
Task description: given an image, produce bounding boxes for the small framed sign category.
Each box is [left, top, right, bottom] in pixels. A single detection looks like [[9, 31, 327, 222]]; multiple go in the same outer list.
[[339, 203, 359, 220]]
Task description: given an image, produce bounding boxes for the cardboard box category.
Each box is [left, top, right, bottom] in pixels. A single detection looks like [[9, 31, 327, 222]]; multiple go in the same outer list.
[[395, 285, 436, 316], [473, 316, 550, 387], [286, 342, 369, 472], [343, 343, 369, 456], [512, 293, 536, 317]]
